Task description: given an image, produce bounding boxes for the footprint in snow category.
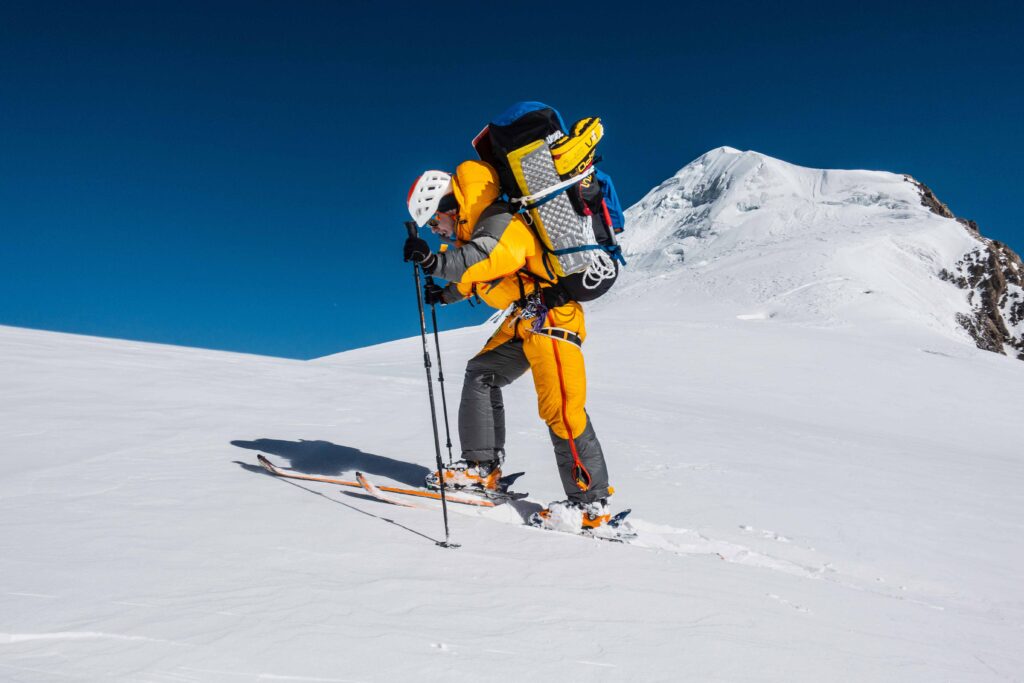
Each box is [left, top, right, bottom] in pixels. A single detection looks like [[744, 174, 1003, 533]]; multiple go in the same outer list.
[[767, 593, 811, 613], [739, 525, 792, 543]]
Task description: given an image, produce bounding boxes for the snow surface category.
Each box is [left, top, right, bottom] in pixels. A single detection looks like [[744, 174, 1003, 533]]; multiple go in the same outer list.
[[2, 148, 1023, 681]]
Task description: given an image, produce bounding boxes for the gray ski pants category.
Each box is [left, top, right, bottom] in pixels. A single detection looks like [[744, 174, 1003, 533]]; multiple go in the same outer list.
[[458, 337, 610, 504]]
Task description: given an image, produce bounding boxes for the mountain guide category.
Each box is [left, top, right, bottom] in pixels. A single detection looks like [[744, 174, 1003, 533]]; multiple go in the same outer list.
[[402, 102, 626, 533]]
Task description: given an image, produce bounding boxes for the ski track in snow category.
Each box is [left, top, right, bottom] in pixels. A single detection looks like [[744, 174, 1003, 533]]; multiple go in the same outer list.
[[172, 668, 368, 682], [336, 482, 951, 616], [0, 631, 176, 644]]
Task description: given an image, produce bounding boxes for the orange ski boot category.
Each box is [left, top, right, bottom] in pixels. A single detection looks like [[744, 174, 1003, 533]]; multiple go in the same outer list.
[[531, 499, 612, 532], [426, 459, 502, 494]]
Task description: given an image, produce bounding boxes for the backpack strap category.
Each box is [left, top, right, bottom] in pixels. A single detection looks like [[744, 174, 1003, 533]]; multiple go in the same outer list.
[[552, 242, 626, 266]]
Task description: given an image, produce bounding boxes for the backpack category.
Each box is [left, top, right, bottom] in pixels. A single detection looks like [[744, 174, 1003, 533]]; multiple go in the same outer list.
[[472, 102, 625, 303]]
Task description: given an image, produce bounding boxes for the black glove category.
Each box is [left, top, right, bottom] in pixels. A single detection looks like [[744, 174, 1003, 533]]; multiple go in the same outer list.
[[403, 235, 437, 273], [403, 235, 429, 262], [424, 280, 446, 306]]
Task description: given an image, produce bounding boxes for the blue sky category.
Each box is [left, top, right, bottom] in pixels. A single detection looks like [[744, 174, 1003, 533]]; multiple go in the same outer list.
[[2, 1, 1021, 359]]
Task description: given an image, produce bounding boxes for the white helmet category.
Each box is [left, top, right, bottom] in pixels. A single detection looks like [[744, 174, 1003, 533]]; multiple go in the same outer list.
[[407, 170, 454, 227]]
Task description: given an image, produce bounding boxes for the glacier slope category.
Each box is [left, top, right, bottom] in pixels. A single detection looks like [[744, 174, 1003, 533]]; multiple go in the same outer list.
[[1, 308, 1022, 681]]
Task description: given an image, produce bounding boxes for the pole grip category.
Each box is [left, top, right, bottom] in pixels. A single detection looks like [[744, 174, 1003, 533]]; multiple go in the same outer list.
[[405, 220, 419, 239]]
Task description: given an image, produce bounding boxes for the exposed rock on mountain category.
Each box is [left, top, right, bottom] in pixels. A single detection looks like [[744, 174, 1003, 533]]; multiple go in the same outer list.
[[938, 237, 1024, 359], [905, 176, 1024, 359]]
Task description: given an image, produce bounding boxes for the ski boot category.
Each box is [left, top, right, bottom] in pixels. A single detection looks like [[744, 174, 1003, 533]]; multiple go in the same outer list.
[[530, 498, 612, 533], [426, 458, 502, 494]]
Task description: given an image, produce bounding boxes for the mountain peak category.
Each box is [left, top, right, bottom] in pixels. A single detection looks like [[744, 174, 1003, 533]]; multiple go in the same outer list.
[[701, 144, 745, 157], [613, 149, 1024, 360]]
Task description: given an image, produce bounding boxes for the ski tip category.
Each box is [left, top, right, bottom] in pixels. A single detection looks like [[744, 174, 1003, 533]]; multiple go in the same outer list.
[[499, 471, 526, 488], [354, 471, 379, 494], [354, 471, 418, 508], [606, 509, 633, 529]]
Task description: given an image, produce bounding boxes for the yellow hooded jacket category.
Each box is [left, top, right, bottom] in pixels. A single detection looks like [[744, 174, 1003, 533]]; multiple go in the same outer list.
[[431, 160, 553, 311], [431, 159, 593, 458]]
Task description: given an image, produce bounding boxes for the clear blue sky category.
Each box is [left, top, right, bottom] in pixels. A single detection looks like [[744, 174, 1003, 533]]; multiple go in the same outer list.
[[2, 1, 1021, 359]]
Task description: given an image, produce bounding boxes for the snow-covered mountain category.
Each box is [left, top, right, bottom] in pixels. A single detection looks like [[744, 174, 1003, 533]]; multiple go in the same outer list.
[[2, 149, 1023, 681], [613, 146, 1024, 359]]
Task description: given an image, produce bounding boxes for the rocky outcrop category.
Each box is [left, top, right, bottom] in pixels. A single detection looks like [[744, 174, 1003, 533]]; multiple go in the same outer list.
[[907, 177, 1024, 360]]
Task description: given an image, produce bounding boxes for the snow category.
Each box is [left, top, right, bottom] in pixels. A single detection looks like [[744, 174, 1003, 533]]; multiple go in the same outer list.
[[614, 147, 982, 341], [2, 148, 1024, 681]]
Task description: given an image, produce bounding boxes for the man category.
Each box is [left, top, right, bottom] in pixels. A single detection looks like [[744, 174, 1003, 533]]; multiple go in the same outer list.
[[403, 160, 614, 530]]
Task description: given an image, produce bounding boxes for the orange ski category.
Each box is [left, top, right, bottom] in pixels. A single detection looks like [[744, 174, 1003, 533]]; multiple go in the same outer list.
[[257, 454, 496, 507], [356, 471, 418, 508]]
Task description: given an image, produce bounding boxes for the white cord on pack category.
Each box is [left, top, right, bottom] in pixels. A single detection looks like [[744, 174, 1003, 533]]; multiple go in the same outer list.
[[511, 166, 595, 207], [581, 250, 617, 290]]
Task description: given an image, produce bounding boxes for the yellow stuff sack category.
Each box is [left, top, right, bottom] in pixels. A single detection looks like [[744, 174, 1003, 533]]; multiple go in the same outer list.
[[551, 117, 604, 176]]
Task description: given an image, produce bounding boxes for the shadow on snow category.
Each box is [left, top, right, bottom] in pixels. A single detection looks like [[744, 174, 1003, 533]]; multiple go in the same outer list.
[[230, 438, 430, 487], [231, 438, 542, 532]]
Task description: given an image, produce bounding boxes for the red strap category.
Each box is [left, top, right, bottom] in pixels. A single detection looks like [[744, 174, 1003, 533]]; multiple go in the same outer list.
[[601, 199, 614, 230], [547, 311, 591, 491]]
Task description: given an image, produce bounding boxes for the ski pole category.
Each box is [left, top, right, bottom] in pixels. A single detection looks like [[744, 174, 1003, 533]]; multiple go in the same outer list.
[[405, 221, 458, 549], [425, 273, 455, 465]]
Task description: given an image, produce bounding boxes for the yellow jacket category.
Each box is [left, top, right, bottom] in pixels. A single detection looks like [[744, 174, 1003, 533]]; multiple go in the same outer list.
[[435, 160, 594, 460], [432, 160, 554, 311]]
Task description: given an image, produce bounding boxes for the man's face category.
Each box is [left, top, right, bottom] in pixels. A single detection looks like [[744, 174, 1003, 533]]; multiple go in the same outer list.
[[431, 210, 457, 239]]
